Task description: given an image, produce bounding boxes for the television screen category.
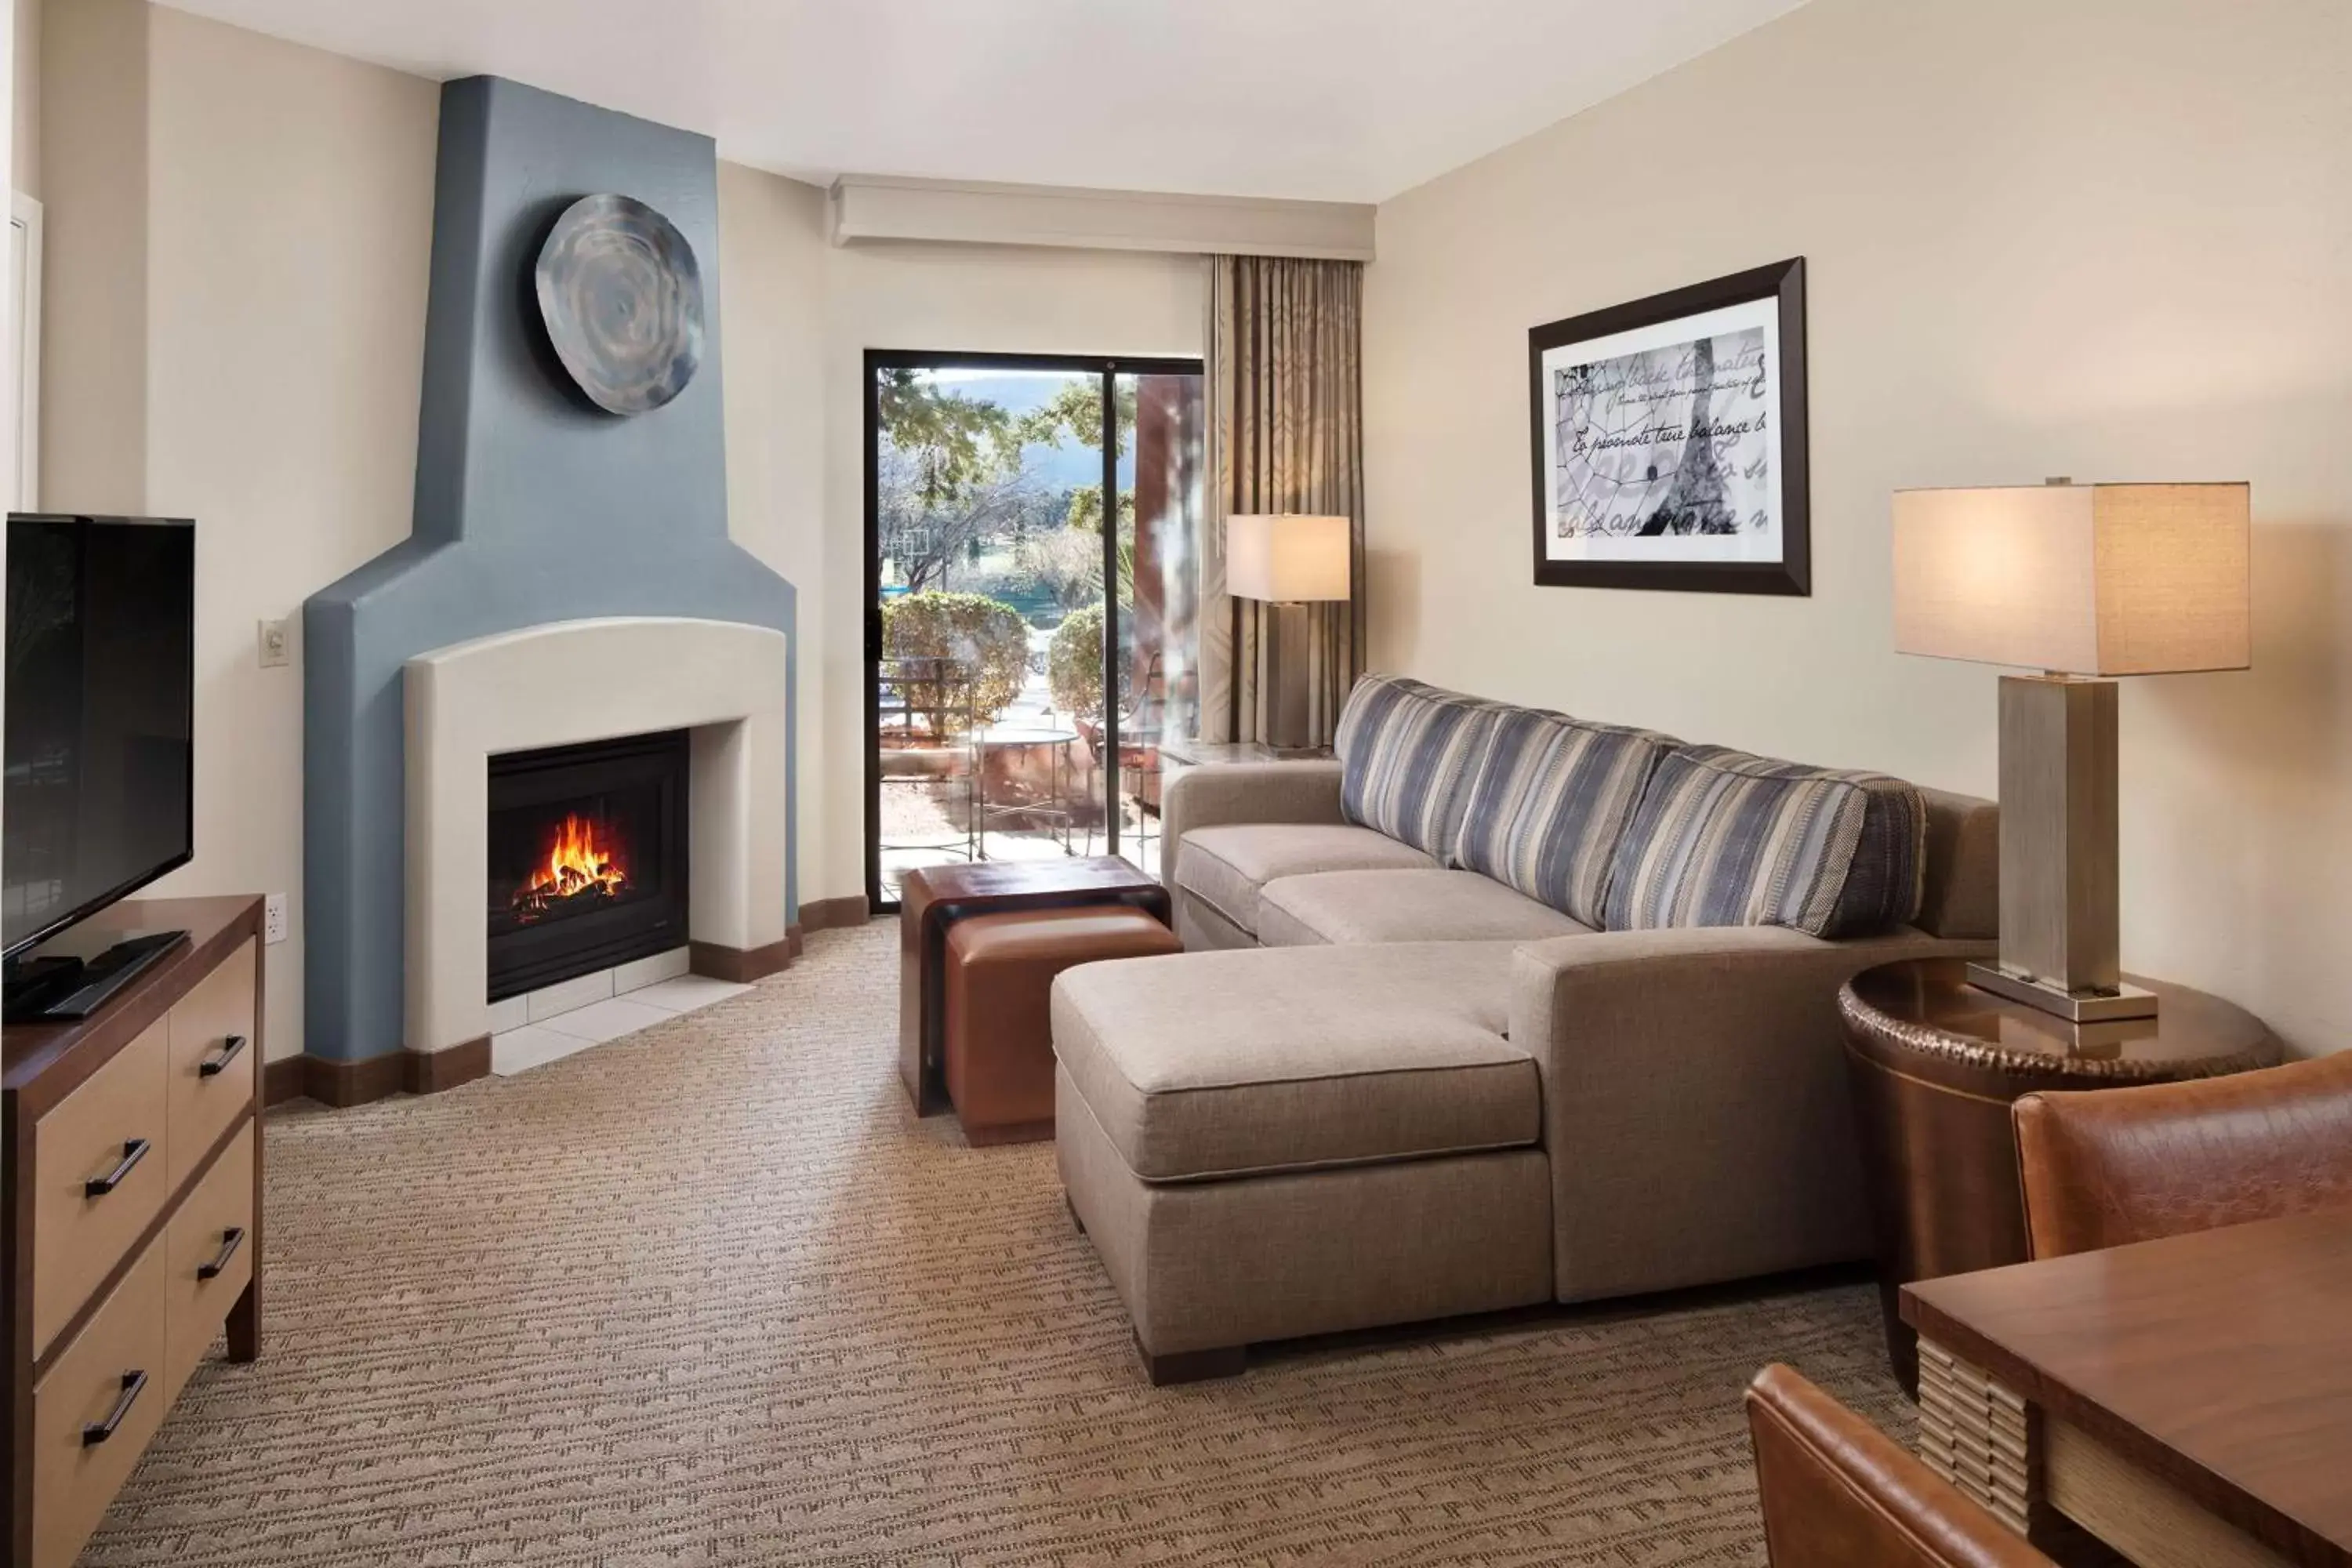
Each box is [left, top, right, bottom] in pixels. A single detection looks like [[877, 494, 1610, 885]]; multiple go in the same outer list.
[[3, 516, 195, 959]]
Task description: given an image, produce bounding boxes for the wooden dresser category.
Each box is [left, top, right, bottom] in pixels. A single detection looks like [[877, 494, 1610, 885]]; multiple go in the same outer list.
[[1, 897, 263, 1568]]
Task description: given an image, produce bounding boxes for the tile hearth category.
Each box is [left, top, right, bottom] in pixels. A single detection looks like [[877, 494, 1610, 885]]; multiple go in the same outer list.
[[487, 949, 750, 1076]]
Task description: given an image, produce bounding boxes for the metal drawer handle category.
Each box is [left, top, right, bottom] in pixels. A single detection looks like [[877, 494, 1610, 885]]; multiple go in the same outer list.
[[85, 1138, 151, 1198], [198, 1034, 249, 1077], [82, 1370, 148, 1446], [197, 1226, 246, 1280]]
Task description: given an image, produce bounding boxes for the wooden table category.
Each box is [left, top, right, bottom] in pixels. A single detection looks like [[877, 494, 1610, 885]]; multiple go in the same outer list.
[[1840, 959, 2278, 1394], [1902, 1207, 2352, 1567], [896, 858, 1170, 1116]]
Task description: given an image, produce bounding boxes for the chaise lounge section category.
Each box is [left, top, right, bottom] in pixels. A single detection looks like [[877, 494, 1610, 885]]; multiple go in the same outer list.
[[1054, 942, 1552, 1380], [1057, 676, 1999, 1381]]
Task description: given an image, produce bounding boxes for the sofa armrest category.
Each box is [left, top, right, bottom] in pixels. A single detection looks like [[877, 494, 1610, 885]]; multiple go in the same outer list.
[[1508, 924, 1993, 1302], [1158, 760, 1345, 890]]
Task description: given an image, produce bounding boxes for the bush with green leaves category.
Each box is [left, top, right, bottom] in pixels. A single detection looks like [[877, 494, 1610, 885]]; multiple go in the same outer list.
[[882, 592, 1028, 735], [1047, 602, 1134, 720]]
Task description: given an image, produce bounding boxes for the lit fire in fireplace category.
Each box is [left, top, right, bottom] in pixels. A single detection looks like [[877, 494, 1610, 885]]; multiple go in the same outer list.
[[512, 812, 629, 921]]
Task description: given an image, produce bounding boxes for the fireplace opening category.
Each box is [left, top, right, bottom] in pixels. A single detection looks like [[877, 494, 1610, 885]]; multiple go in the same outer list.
[[487, 730, 689, 1003]]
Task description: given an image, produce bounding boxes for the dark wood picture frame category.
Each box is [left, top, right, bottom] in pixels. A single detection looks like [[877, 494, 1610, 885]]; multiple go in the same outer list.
[[1527, 256, 1809, 596]]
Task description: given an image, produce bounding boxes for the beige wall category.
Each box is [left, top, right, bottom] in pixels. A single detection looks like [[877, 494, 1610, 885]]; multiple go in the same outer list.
[[1364, 0, 2352, 1052], [140, 6, 437, 1062], [38, 0, 146, 513], [11, 0, 31, 197], [715, 164, 832, 897], [38, 2, 437, 1060]]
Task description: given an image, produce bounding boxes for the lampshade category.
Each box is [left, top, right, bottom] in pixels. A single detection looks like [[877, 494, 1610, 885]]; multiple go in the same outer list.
[[1891, 482, 2250, 675], [1225, 514, 1352, 604]]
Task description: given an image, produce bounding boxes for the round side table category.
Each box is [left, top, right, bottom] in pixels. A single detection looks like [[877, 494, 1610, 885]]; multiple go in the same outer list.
[[1839, 957, 2279, 1396]]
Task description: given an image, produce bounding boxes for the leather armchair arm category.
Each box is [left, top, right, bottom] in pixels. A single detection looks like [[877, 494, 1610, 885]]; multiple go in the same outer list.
[[1747, 1364, 2057, 1566], [1510, 924, 1993, 1301], [1157, 760, 1344, 890], [2013, 1049, 2352, 1259]]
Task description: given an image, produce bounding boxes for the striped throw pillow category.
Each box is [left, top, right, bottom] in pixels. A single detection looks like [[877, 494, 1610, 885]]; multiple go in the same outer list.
[[1602, 746, 1928, 938], [1454, 708, 1676, 927], [1334, 675, 1503, 863]]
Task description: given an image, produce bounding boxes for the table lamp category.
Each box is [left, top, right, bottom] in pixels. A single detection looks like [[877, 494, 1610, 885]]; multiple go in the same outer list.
[[1226, 514, 1353, 750], [1892, 479, 2250, 1022]]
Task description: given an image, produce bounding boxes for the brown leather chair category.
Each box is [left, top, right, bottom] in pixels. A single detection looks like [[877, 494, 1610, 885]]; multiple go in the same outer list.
[[1746, 1364, 2056, 1567], [2013, 1051, 2352, 1260]]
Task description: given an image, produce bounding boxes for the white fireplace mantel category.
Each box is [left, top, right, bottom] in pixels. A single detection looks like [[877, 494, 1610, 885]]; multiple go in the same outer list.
[[404, 616, 791, 1057]]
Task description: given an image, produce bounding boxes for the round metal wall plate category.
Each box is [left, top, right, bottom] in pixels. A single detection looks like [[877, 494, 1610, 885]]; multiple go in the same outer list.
[[534, 194, 705, 416]]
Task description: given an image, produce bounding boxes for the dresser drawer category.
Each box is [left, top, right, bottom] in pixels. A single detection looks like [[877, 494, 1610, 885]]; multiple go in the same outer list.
[[166, 936, 257, 1190], [161, 1119, 256, 1408], [33, 1018, 170, 1356], [31, 1232, 167, 1568]]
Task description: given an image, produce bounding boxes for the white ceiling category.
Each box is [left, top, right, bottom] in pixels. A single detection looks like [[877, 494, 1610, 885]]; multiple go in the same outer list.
[[153, 0, 1807, 204]]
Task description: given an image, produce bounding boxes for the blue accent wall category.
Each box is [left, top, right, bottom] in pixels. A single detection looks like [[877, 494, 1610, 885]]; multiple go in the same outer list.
[[303, 76, 797, 1063]]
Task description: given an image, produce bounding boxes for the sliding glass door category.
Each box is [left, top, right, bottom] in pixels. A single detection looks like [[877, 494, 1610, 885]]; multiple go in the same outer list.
[[865, 352, 1203, 910]]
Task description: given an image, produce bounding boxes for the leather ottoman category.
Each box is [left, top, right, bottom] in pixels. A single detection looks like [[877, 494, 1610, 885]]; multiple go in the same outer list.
[[945, 906, 1181, 1145]]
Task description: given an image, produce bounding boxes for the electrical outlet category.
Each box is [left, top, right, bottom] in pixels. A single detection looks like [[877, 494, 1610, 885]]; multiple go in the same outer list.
[[264, 893, 289, 945], [257, 619, 291, 668]]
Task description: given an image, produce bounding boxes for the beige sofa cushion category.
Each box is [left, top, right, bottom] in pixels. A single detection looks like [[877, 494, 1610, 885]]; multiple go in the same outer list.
[[1258, 869, 1592, 947], [1052, 943, 1536, 1181], [1918, 786, 1998, 940], [1174, 822, 1435, 937]]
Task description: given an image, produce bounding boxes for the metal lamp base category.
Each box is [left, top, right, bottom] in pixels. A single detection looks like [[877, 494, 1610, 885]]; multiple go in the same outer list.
[[1966, 961, 2159, 1023], [1261, 601, 1314, 750], [1987, 674, 2165, 1023]]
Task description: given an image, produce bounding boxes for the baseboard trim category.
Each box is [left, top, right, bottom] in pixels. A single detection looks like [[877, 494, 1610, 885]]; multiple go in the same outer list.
[[271, 906, 869, 1110], [407, 1035, 492, 1094], [291, 1052, 404, 1109], [689, 936, 796, 985], [265, 1037, 492, 1110], [263, 1056, 307, 1108], [801, 895, 872, 933]]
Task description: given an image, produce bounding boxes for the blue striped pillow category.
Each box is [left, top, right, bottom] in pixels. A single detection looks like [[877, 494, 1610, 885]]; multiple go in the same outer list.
[[1454, 709, 1675, 927], [1602, 746, 1927, 938], [1334, 675, 1503, 863]]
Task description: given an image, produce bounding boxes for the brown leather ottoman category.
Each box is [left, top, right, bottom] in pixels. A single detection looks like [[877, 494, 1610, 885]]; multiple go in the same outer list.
[[945, 906, 1181, 1145], [898, 858, 1171, 1116]]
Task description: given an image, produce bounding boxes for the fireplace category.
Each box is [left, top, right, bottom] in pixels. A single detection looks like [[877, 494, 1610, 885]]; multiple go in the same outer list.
[[485, 730, 690, 1002]]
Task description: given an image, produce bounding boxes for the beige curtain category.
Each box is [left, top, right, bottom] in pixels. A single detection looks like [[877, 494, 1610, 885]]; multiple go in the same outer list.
[[1198, 255, 1366, 746]]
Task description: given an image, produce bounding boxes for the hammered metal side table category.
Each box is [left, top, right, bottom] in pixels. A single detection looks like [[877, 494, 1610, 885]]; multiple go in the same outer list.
[[1838, 956, 2279, 1396]]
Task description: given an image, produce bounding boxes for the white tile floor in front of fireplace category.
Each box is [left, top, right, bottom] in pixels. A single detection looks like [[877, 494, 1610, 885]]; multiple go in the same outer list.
[[488, 947, 750, 1076]]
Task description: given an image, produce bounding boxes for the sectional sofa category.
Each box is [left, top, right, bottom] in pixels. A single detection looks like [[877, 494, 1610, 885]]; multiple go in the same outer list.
[[1053, 676, 1998, 1382]]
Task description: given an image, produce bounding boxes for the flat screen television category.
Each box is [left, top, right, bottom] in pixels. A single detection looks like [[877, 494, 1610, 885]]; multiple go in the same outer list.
[[3, 514, 195, 963]]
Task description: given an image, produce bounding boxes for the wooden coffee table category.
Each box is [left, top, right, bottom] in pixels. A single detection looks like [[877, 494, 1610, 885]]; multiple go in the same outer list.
[[897, 858, 1171, 1116], [1904, 1207, 2352, 1566]]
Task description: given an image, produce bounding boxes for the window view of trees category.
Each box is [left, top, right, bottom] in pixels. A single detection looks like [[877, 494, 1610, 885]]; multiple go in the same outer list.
[[873, 361, 1200, 900], [874, 369, 1134, 620]]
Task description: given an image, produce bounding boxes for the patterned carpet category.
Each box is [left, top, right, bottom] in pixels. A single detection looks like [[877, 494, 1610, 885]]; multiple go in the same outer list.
[[85, 920, 1907, 1567]]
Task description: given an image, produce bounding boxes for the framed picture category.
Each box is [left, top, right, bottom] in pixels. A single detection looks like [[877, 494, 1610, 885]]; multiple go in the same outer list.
[[1528, 257, 1809, 595]]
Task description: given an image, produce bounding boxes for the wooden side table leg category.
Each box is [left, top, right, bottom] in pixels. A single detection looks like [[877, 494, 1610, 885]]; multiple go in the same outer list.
[[914, 908, 955, 1116], [898, 886, 931, 1109]]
